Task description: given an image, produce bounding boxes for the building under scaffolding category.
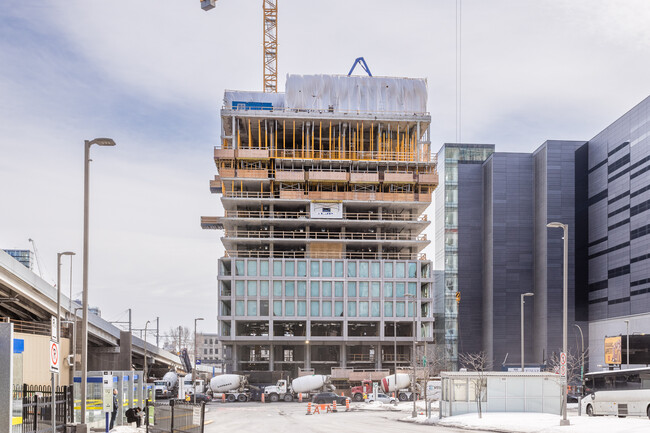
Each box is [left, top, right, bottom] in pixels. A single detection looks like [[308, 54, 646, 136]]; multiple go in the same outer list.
[[202, 74, 439, 378]]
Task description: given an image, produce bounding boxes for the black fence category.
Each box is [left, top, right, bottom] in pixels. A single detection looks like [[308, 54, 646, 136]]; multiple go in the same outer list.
[[147, 400, 205, 433], [12, 385, 72, 433]]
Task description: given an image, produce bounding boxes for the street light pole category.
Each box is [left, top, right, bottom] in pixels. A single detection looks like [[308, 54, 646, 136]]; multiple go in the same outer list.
[[193, 318, 204, 404], [624, 320, 630, 367], [520, 292, 534, 371], [406, 293, 417, 418], [54, 251, 74, 433], [547, 222, 569, 426], [81, 138, 115, 425], [144, 320, 151, 386]]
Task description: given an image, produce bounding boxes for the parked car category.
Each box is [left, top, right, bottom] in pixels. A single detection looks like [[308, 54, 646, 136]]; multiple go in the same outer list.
[[311, 392, 349, 405], [188, 393, 212, 403], [366, 393, 397, 404]]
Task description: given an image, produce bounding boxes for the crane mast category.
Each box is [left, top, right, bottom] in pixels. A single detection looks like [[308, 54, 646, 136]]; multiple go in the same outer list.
[[200, 0, 278, 93]]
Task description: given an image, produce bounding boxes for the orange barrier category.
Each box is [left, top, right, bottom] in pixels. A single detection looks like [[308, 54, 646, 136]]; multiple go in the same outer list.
[[313, 405, 321, 414], [306, 402, 312, 415], [261, 393, 265, 403], [299, 393, 303, 402], [332, 400, 337, 412], [221, 394, 226, 403], [345, 398, 350, 412]]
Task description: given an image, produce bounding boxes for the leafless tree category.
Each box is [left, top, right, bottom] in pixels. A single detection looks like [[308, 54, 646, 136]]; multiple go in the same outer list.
[[162, 326, 193, 354], [424, 344, 455, 376], [458, 351, 493, 418], [546, 347, 589, 390]]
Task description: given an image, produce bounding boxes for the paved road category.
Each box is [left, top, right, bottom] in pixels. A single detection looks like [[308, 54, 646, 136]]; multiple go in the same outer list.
[[203, 401, 490, 432]]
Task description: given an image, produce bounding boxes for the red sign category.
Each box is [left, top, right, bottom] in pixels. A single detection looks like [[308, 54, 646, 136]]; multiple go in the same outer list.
[[50, 340, 59, 373]]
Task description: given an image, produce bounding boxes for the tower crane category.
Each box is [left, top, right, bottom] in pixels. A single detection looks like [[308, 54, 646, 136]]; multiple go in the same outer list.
[[200, 0, 278, 93]]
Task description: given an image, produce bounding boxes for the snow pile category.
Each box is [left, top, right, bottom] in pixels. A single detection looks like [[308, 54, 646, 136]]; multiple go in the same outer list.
[[434, 413, 650, 433]]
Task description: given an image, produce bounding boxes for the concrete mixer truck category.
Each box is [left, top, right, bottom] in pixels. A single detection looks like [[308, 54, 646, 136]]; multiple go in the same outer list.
[[264, 375, 335, 402], [380, 373, 421, 401], [154, 371, 179, 399], [209, 374, 253, 402]]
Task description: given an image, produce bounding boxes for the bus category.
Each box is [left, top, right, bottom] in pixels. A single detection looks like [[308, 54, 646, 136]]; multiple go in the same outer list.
[[581, 367, 650, 419]]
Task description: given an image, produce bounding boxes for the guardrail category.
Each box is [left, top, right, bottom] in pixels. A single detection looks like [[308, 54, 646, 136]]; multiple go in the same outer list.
[[222, 250, 427, 260], [224, 230, 427, 241], [222, 210, 427, 222]]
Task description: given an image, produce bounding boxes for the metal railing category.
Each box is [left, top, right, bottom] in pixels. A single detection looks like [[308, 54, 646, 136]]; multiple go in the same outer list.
[[223, 250, 427, 260], [148, 400, 205, 433], [221, 190, 433, 202], [222, 210, 427, 222], [224, 229, 427, 241], [13, 385, 72, 433], [2, 318, 71, 339]]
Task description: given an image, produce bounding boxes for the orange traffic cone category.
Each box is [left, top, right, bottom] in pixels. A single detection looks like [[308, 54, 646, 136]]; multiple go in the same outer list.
[[306, 401, 312, 415], [222, 393, 226, 403], [345, 398, 350, 412], [332, 400, 337, 413], [261, 393, 265, 403]]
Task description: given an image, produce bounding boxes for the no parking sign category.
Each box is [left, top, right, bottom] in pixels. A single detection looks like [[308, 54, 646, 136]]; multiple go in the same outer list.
[[49, 340, 60, 373]]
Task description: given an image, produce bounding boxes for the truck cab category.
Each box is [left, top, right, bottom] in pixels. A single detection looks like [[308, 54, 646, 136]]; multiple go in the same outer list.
[[350, 380, 374, 401], [264, 379, 293, 402]]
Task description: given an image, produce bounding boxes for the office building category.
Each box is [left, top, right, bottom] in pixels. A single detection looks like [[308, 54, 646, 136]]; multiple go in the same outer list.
[[3, 249, 34, 270], [202, 74, 438, 377]]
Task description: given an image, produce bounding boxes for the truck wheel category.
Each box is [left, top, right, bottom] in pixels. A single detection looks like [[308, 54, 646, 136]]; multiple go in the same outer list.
[[398, 393, 408, 401], [227, 394, 236, 402], [646, 405, 650, 419], [237, 394, 247, 402], [283, 394, 293, 402], [353, 393, 363, 402], [586, 404, 593, 417], [269, 393, 279, 403]]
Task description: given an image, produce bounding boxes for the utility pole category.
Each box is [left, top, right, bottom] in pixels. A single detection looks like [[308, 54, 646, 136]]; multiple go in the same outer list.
[[156, 317, 160, 347], [128, 308, 132, 333]]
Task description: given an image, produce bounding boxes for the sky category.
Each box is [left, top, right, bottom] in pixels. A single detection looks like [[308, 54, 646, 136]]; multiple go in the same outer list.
[[1, 0, 649, 342]]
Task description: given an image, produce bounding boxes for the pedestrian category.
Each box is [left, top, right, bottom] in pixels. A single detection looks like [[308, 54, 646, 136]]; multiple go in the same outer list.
[[109, 389, 118, 430]]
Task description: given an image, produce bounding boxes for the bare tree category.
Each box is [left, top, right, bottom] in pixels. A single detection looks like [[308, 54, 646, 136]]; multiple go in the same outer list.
[[546, 347, 589, 391], [458, 351, 493, 419], [424, 344, 454, 376], [162, 326, 193, 354]]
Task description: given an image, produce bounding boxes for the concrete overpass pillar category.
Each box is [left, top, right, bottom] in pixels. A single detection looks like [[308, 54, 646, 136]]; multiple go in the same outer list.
[[119, 331, 132, 370]]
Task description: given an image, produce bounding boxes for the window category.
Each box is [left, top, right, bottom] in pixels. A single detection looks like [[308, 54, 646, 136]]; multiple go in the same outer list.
[[310, 301, 320, 316], [297, 261, 307, 277], [285, 301, 295, 316], [204, 339, 208, 344], [396, 282, 405, 297], [371, 262, 380, 278], [347, 262, 357, 277], [311, 261, 320, 277], [408, 282, 416, 296], [273, 281, 282, 297], [384, 301, 393, 316], [453, 379, 467, 402], [285, 261, 295, 277], [247, 300, 257, 316], [359, 301, 369, 317], [260, 300, 269, 315], [408, 301, 414, 317], [209, 339, 213, 345], [204, 349, 207, 355], [298, 281, 307, 297], [236, 281, 245, 297], [335, 261, 344, 277], [322, 301, 332, 316], [285, 281, 295, 296], [260, 281, 269, 296], [371, 282, 380, 298], [347, 301, 356, 317], [322, 261, 332, 277], [235, 300, 244, 315], [209, 349, 213, 354], [384, 262, 393, 278], [247, 280, 257, 296], [396, 262, 405, 278], [408, 262, 417, 278], [396, 302, 405, 317], [273, 301, 282, 316], [335, 301, 344, 317], [359, 261, 369, 277], [273, 260, 282, 276], [297, 301, 307, 316], [322, 281, 332, 297], [235, 260, 245, 276], [371, 301, 380, 317], [359, 281, 369, 297], [247, 260, 257, 276], [260, 260, 269, 276], [348, 281, 357, 297], [335, 281, 344, 297], [384, 282, 393, 297], [310, 281, 319, 297]]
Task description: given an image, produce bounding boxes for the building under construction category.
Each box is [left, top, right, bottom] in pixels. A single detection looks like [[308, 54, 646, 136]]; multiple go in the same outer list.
[[202, 74, 439, 378]]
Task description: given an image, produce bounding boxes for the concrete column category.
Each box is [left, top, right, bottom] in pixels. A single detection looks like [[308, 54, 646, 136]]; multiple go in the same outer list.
[[340, 344, 347, 369], [304, 344, 311, 370], [0, 323, 14, 433], [118, 331, 132, 370], [232, 343, 239, 372], [269, 344, 275, 370], [375, 344, 382, 370]]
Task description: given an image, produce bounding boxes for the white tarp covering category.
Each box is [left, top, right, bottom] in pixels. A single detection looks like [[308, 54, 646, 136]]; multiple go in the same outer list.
[[286, 74, 427, 113], [223, 90, 286, 108]]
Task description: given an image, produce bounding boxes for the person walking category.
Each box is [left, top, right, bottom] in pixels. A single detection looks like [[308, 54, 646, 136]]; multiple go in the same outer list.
[[109, 389, 118, 430]]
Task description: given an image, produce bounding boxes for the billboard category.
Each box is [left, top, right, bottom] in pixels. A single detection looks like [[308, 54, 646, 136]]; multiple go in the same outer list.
[[310, 201, 343, 219], [604, 336, 622, 365]]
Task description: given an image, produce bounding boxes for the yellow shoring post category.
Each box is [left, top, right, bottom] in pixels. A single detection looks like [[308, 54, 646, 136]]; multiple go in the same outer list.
[[338, 127, 341, 160], [311, 124, 315, 159], [293, 120, 296, 156], [361, 122, 364, 160], [247, 119, 251, 149], [329, 121, 332, 160], [396, 125, 400, 161], [231, 181, 234, 196], [302, 122, 305, 159], [265, 121, 268, 149], [319, 121, 322, 159], [258, 119, 261, 150], [275, 120, 278, 152], [283, 120, 286, 158], [371, 123, 374, 160], [237, 122, 241, 149]]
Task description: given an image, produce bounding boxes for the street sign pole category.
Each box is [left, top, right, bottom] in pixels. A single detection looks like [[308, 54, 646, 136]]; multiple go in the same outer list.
[[50, 316, 59, 433]]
